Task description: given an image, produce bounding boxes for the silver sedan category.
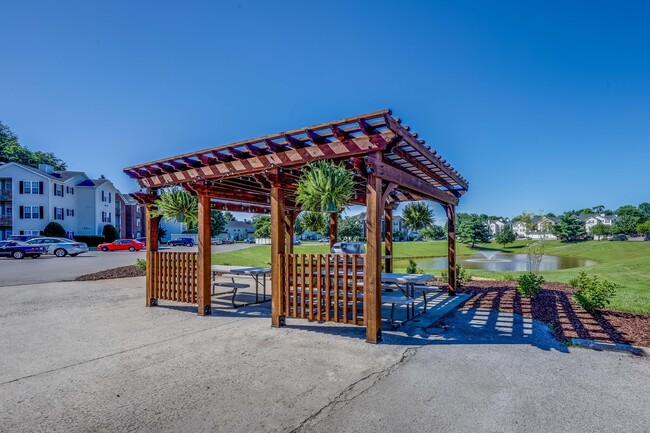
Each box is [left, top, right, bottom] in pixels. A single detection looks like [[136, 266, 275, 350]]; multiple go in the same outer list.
[[26, 237, 90, 257]]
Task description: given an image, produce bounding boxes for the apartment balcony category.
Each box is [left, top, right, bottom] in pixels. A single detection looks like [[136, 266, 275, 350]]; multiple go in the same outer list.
[[0, 216, 12, 227], [0, 190, 12, 201]]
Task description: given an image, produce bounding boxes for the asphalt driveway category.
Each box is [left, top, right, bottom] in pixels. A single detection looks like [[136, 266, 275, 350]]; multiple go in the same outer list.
[[0, 243, 252, 286], [0, 277, 648, 432]]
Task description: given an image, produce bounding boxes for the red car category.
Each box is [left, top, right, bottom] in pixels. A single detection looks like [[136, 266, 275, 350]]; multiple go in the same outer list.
[[97, 239, 145, 252]]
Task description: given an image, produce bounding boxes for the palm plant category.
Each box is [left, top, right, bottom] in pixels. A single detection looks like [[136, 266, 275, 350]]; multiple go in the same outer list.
[[296, 161, 355, 213], [153, 188, 198, 228], [402, 202, 434, 239], [300, 211, 327, 233]]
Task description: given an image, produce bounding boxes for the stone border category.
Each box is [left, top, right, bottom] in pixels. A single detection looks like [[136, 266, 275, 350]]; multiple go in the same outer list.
[[570, 338, 650, 357]]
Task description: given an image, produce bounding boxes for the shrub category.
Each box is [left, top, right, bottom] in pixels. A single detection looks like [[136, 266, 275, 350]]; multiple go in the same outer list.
[[73, 235, 105, 247], [572, 270, 618, 313], [135, 258, 147, 271], [102, 224, 119, 242], [43, 221, 66, 237], [406, 259, 423, 274], [517, 273, 544, 298], [440, 263, 470, 286]]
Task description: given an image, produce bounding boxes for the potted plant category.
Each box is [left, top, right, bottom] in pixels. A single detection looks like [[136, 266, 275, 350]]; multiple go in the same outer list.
[[295, 161, 355, 213]]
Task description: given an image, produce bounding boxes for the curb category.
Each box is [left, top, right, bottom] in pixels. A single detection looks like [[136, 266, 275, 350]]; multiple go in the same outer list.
[[570, 338, 650, 357]]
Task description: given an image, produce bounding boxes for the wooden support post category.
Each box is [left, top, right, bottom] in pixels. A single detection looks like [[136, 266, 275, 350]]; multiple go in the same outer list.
[[329, 212, 338, 250], [145, 203, 160, 306], [384, 207, 393, 273], [286, 211, 296, 254], [365, 170, 383, 343], [446, 204, 457, 296], [271, 184, 287, 327], [197, 193, 212, 315]]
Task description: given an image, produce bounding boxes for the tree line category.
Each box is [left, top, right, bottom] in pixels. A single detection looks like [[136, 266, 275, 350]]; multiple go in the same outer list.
[[0, 121, 67, 170]]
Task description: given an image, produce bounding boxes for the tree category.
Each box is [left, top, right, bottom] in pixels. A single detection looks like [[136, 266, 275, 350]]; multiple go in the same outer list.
[[210, 210, 226, 236], [157, 226, 168, 242], [590, 224, 611, 240], [615, 205, 645, 225], [293, 215, 305, 237], [613, 215, 640, 235], [338, 216, 363, 241], [43, 221, 66, 238], [592, 205, 606, 214], [252, 215, 271, 238], [402, 202, 434, 239], [0, 121, 67, 170], [420, 224, 446, 240], [495, 226, 517, 247], [222, 211, 236, 222], [552, 213, 586, 241], [457, 214, 490, 247], [153, 188, 198, 228], [102, 224, 119, 242], [639, 202, 650, 218], [512, 210, 535, 231], [300, 211, 326, 234], [579, 208, 593, 215], [637, 220, 650, 235]]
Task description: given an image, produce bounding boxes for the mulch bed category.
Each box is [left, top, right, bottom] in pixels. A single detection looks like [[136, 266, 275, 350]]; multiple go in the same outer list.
[[454, 280, 650, 348], [76, 265, 145, 281]]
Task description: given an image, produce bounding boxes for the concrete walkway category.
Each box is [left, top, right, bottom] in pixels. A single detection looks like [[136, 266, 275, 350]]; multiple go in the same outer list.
[[0, 278, 648, 432]]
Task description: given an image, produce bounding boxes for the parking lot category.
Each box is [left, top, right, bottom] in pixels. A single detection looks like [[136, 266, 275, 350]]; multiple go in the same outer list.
[[0, 243, 253, 286]]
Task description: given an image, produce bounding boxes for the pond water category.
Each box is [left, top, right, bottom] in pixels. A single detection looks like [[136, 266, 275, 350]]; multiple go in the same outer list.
[[415, 250, 596, 272]]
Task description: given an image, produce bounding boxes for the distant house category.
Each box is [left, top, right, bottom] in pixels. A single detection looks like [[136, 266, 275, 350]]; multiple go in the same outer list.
[[348, 212, 408, 239], [512, 216, 557, 240], [220, 220, 254, 241], [577, 213, 618, 234], [486, 219, 510, 237], [0, 162, 121, 239]]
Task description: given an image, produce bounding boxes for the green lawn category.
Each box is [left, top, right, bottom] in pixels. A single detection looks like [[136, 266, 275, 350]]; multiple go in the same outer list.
[[213, 240, 650, 314]]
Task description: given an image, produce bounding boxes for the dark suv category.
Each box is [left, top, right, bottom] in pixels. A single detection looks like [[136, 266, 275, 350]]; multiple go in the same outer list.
[[168, 237, 194, 247]]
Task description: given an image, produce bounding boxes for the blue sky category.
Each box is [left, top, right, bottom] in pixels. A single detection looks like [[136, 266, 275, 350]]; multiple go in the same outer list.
[[1, 1, 649, 222]]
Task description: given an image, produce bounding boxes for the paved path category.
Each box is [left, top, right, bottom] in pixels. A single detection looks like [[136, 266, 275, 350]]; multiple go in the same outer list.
[[0, 278, 648, 432], [0, 243, 252, 286]]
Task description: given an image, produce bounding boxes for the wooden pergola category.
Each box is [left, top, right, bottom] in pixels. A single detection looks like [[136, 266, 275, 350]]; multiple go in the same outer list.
[[124, 109, 468, 343]]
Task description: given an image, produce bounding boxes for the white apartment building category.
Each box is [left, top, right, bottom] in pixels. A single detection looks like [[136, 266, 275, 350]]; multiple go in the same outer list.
[[0, 162, 121, 239]]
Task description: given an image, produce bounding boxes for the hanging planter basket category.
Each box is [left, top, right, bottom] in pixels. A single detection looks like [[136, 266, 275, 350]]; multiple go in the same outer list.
[[296, 161, 356, 213]]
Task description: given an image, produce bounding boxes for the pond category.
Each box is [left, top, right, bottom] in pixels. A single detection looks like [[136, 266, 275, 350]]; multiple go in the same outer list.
[[414, 250, 596, 272]]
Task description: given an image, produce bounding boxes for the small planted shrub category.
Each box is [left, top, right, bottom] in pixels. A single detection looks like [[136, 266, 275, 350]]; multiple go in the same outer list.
[[517, 273, 545, 298], [440, 263, 470, 286], [102, 224, 119, 243], [43, 221, 66, 238], [406, 259, 423, 274], [571, 270, 618, 313], [135, 258, 147, 271]]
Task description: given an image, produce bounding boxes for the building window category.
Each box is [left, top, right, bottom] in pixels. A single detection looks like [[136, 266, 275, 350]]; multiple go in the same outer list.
[[23, 206, 39, 219], [54, 184, 63, 197], [22, 181, 40, 194], [66, 186, 74, 195], [54, 207, 63, 220]]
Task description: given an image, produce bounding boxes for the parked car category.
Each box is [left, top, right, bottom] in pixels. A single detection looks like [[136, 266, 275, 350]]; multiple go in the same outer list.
[[607, 234, 628, 241], [221, 238, 235, 245], [97, 239, 145, 252], [0, 240, 47, 259], [7, 234, 38, 242], [644, 234, 650, 241], [293, 239, 302, 245], [135, 237, 147, 245], [168, 237, 194, 247], [318, 238, 329, 243], [244, 238, 255, 244], [331, 242, 366, 254], [26, 237, 89, 257]]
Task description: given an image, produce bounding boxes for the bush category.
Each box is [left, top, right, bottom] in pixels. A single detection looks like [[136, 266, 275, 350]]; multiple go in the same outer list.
[[440, 263, 470, 286], [571, 271, 618, 313], [102, 224, 119, 242], [517, 273, 544, 298], [135, 258, 147, 271], [406, 259, 423, 274], [43, 221, 66, 237], [73, 235, 105, 247]]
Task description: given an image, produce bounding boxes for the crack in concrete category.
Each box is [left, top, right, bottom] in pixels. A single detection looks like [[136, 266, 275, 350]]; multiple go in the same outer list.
[[289, 346, 420, 433]]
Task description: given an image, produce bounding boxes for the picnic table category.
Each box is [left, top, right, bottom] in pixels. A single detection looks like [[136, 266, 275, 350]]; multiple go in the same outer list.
[[381, 273, 434, 327], [211, 265, 272, 306]]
